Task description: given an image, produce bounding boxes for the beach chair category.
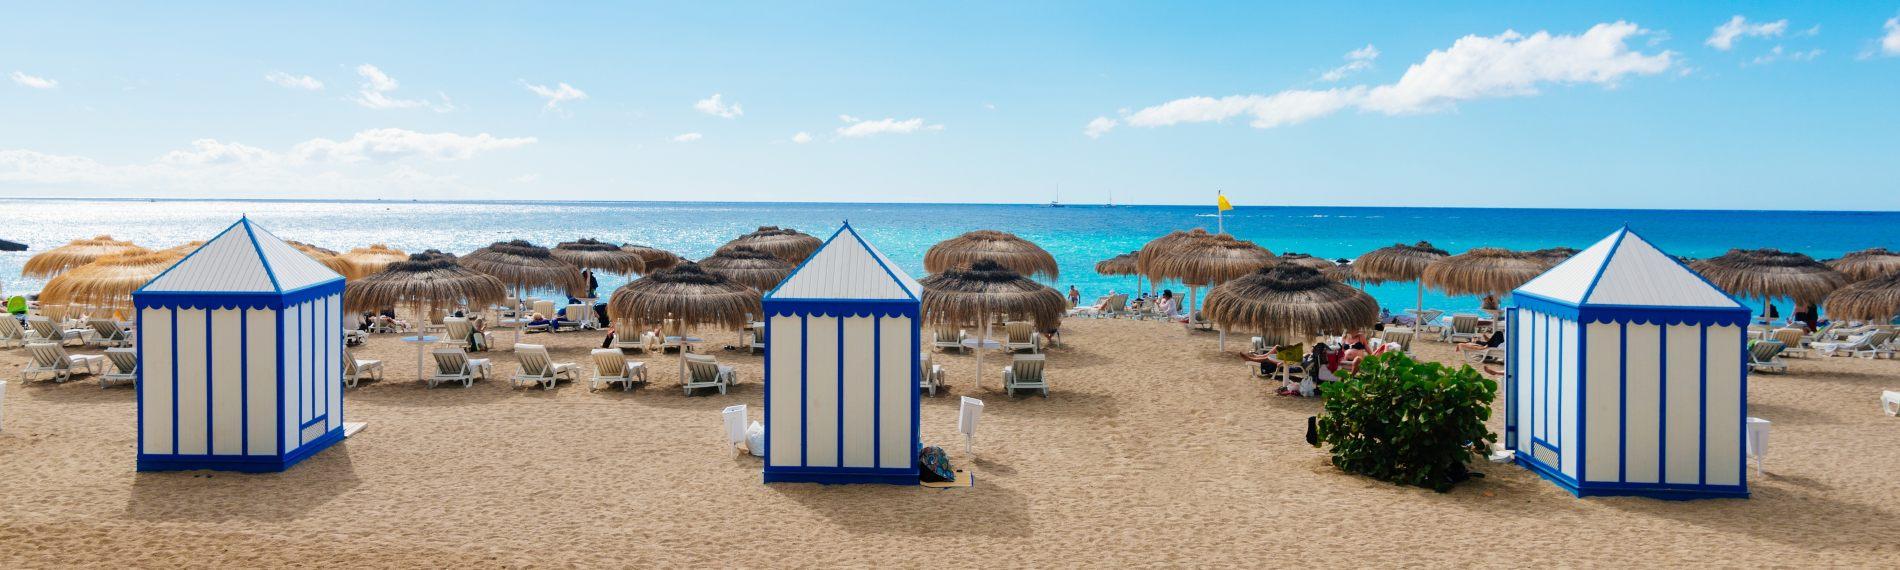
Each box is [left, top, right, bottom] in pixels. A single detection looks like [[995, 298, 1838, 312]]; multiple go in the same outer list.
[[1814, 331, 1879, 358], [1441, 314, 1481, 343], [442, 316, 471, 345], [1462, 342, 1506, 364], [0, 316, 29, 348], [87, 318, 132, 348], [22, 342, 106, 382], [1411, 309, 1445, 334], [1003, 321, 1039, 353], [428, 347, 491, 388], [1189, 310, 1214, 331], [1747, 340, 1787, 374], [1378, 330, 1416, 356], [747, 324, 767, 355], [511, 343, 577, 390], [932, 323, 967, 353], [558, 304, 588, 331], [589, 348, 647, 392], [366, 315, 405, 334], [1002, 353, 1048, 397], [617, 330, 661, 355], [1852, 330, 1896, 360], [423, 308, 448, 334], [342, 346, 383, 388], [919, 351, 945, 396], [1770, 328, 1809, 358], [25, 317, 91, 346], [101, 347, 138, 388], [532, 300, 557, 321], [1264, 344, 1305, 382], [683, 353, 736, 396]]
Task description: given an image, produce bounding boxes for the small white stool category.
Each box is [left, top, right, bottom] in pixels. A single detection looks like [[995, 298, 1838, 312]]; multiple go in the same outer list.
[[1746, 417, 1771, 475], [1881, 391, 1900, 417]]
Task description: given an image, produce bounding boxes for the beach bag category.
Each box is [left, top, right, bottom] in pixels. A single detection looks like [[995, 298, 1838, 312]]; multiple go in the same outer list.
[[918, 446, 955, 482], [746, 421, 765, 457]]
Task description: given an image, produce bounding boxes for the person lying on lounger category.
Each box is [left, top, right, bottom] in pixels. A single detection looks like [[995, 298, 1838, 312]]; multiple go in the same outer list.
[[1455, 330, 1505, 357]]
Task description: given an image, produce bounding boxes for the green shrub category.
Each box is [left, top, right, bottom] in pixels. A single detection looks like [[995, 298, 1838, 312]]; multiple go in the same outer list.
[[1313, 352, 1497, 492]]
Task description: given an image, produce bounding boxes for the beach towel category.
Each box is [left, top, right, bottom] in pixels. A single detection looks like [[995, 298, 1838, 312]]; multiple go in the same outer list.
[[918, 446, 955, 483]]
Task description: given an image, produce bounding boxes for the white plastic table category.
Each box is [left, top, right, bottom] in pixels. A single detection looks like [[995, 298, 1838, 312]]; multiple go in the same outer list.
[[400, 335, 441, 379]]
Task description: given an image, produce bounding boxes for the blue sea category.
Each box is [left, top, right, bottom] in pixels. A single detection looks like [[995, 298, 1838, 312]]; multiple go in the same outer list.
[[4, 198, 1894, 315]]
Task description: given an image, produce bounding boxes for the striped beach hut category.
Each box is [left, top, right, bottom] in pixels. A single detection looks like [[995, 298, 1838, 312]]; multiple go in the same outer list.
[[763, 223, 921, 484], [132, 218, 348, 472], [1506, 227, 1751, 499]]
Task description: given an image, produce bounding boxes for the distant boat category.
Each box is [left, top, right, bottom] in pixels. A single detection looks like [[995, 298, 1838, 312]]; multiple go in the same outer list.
[[1046, 200, 1064, 208]]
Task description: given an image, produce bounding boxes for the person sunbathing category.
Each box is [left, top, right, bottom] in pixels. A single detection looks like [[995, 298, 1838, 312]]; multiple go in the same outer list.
[[1238, 346, 1290, 377], [526, 312, 568, 333], [1455, 330, 1505, 357]]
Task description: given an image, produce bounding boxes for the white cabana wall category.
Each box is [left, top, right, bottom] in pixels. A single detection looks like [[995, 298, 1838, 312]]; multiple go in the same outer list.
[[763, 223, 922, 484], [1506, 227, 1751, 499], [134, 218, 348, 473]]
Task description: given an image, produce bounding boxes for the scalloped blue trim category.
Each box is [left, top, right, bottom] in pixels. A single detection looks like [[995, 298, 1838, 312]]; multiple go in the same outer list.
[[1513, 291, 1748, 327], [764, 299, 919, 320]]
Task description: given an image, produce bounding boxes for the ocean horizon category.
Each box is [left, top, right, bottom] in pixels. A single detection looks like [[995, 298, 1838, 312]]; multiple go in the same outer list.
[[6, 197, 1895, 314]]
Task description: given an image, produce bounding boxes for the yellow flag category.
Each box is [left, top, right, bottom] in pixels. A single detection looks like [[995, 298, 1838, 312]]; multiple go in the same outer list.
[[1216, 193, 1233, 211]]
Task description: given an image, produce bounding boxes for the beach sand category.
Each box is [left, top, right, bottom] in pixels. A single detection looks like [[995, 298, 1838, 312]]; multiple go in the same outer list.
[[1, 317, 1896, 567]]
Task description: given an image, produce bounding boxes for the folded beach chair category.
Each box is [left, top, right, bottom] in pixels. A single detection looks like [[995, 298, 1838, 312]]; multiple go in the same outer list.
[[932, 323, 966, 353], [1852, 330, 1896, 360], [1003, 353, 1048, 397], [683, 353, 736, 396], [101, 347, 138, 388], [919, 351, 945, 396], [1747, 340, 1788, 374], [22, 342, 106, 382], [1003, 321, 1039, 353], [1770, 328, 1809, 358], [0, 316, 29, 348], [342, 346, 383, 388], [589, 348, 647, 392], [1441, 314, 1480, 343], [87, 318, 133, 348], [429, 347, 491, 388], [511, 343, 578, 390]]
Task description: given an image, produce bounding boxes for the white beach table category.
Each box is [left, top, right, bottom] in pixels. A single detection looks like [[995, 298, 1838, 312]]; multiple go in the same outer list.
[[961, 338, 1004, 389], [576, 297, 599, 329], [400, 335, 441, 379]]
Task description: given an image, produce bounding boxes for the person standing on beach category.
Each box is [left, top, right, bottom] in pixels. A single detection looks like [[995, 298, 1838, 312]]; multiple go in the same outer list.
[[1067, 285, 1081, 307]]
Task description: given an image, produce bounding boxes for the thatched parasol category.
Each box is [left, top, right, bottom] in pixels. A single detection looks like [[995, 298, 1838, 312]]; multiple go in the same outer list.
[[38, 250, 184, 312], [1136, 228, 1211, 281], [699, 246, 795, 292], [1095, 251, 1142, 294], [461, 240, 586, 297], [924, 230, 1059, 280], [340, 244, 409, 280], [343, 250, 506, 314], [1323, 262, 1383, 287], [717, 226, 824, 264], [1423, 248, 1548, 297], [0, 239, 24, 252], [23, 235, 146, 278], [607, 262, 763, 383], [1692, 249, 1847, 318], [286, 241, 356, 277], [1203, 264, 1380, 345], [1143, 233, 1274, 346], [1828, 248, 1900, 282], [620, 244, 681, 273], [160, 241, 206, 256], [1821, 271, 1900, 322], [1278, 253, 1336, 270], [1530, 247, 1580, 268], [1354, 241, 1449, 328], [552, 238, 646, 275], [919, 259, 1067, 387]]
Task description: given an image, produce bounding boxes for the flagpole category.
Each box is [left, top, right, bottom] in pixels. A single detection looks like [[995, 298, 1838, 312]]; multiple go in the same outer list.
[[1216, 190, 1224, 235]]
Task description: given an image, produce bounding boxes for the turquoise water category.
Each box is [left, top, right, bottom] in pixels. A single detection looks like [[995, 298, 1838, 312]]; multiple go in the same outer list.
[[4, 198, 1894, 315]]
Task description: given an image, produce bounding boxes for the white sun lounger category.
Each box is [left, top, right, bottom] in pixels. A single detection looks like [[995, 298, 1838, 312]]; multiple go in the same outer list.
[[23, 342, 106, 382], [511, 343, 577, 390], [1003, 353, 1048, 397], [590, 348, 648, 392], [683, 353, 736, 396], [429, 347, 491, 388], [343, 346, 383, 388], [101, 347, 138, 388]]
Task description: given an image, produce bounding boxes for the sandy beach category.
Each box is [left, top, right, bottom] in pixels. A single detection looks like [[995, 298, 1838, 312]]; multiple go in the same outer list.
[[0, 316, 1895, 567]]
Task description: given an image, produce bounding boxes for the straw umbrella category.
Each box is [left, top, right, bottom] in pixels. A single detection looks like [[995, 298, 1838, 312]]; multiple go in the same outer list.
[[1203, 264, 1380, 345], [345, 250, 508, 376], [925, 230, 1059, 280], [1531, 247, 1580, 268], [620, 244, 681, 273], [606, 262, 762, 382], [340, 244, 409, 280], [23, 235, 146, 278], [38, 250, 184, 314], [1828, 248, 1900, 282], [1821, 271, 1900, 322], [717, 226, 824, 264], [553, 238, 645, 276], [1137, 228, 1211, 281], [699, 246, 795, 292], [286, 241, 356, 277], [1143, 233, 1275, 349], [1094, 251, 1142, 295], [1278, 253, 1336, 270], [1354, 241, 1449, 329], [462, 240, 586, 344], [920, 259, 1067, 388], [1423, 248, 1548, 297], [160, 241, 206, 256], [1692, 249, 1847, 322]]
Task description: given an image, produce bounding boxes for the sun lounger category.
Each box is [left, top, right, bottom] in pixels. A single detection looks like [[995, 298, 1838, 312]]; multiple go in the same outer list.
[[1747, 340, 1787, 374], [1377, 330, 1416, 355], [345, 329, 368, 346], [1852, 331, 1896, 360], [1769, 328, 1809, 358], [87, 318, 132, 348], [1003, 321, 1039, 353], [1441, 314, 1480, 343], [343, 346, 383, 388], [511, 343, 577, 390], [0, 316, 29, 348], [558, 304, 589, 331], [101, 347, 138, 388], [22, 342, 106, 382], [1814, 331, 1879, 358], [919, 351, 945, 396], [422, 308, 448, 334], [747, 321, 767, 355], [1002, 353, 1048, 397], [25, 317, 91, 346], [429, 347, 491, 388], [589, 348, 647, 392], [683, 353, 736, 396], [932, 323, 967, 353]]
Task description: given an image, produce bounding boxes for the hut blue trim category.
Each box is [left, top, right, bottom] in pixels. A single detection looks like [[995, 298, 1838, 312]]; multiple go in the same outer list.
[[762, 222, 923, 485]]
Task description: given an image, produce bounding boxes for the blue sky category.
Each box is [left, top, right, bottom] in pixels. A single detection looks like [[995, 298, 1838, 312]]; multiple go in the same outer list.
[[2, 2, 1897, 209]]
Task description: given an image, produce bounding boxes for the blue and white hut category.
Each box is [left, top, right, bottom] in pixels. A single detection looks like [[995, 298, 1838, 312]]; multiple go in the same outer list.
[[132, 218, 348, 472], [762, 223, 922, 484], [1506, 227, 1752, 499]]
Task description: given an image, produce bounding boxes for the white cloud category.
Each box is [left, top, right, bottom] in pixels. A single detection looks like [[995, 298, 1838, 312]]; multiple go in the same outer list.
[[10, 71, 57, 89], [1885, 17, 1900, 57], [672, 132, 703, 142], [292, 128, 536, 162], [1099, 22, 1674, 134], [1084, 117, 1117, 138], [1320, 44, 1380, 82], [791, 132, 813, 144], [1707, 15, 1788, 51], [264, 71, 323, 91], [694, 93, 743, 118], [1750, 45, 1824, 65], [835, 115, 944, 138], [351, 64, 454, 112], [522, 80, 587, 110]]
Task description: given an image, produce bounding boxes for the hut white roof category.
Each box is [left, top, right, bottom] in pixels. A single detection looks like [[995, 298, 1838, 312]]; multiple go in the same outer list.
[[142, 218, 344, 294], [1515, 227, 1744, 309], [766, 223, 921, 301]]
